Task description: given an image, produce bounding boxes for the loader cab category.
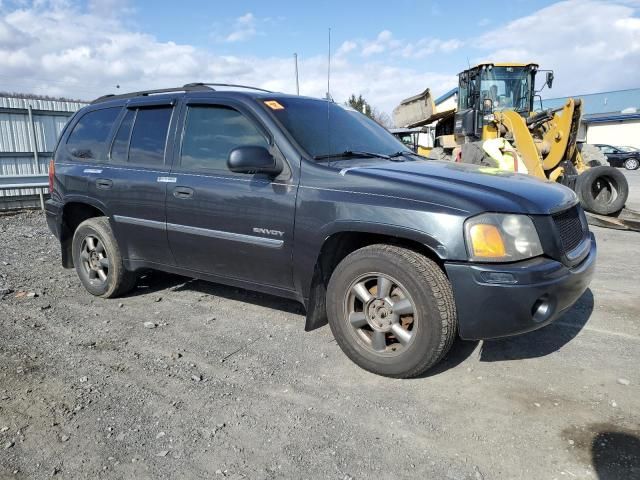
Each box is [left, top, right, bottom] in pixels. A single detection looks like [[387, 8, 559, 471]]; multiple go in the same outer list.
[[455, 63, 538, 140]]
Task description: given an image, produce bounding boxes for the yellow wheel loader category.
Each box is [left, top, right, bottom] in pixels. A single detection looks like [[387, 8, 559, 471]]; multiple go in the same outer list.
[[393, 63, 640, 231]]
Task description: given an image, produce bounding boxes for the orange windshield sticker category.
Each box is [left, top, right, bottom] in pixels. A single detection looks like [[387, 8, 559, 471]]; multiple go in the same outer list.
[[264, 100, 285, 110]]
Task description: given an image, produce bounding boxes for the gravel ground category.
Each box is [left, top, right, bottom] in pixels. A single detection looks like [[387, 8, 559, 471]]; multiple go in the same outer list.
[[0, 187, 639, 479]]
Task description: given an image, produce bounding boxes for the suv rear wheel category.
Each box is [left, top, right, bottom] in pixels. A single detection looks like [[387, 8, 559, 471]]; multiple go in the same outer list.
[[72, 217, 136, 298], [326, 244, 456, 378]]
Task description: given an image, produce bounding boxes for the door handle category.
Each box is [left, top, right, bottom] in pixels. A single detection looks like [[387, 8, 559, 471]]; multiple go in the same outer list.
[[96, 178, 113, 190], [173, 186, 194, 199]]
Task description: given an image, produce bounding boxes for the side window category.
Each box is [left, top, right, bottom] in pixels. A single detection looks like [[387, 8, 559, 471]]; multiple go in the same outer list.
[[110, 109, 135, 163], [128, 107, 173, 166], [181, 106, 268, 171], [66, 107, 120, 161]]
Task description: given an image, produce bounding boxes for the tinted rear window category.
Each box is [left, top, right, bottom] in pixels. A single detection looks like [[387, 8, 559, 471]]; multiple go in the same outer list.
[[66, 107, 120, 161], [128, 107, 173, 166], [110, 109, 135, 163]]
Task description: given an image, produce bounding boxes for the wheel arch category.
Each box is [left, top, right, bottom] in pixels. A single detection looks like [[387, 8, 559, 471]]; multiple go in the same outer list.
[[303, 227, 445, 332], [60, 200, 108, 268]]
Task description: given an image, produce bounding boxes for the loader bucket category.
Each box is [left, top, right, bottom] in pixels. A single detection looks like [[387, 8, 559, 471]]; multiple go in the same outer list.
[[393, 88, 436, 128]]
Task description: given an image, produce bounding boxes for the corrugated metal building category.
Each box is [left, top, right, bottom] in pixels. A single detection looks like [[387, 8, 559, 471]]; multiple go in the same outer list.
[[542, 88, 640, 148], [0, 94, 87, 207]]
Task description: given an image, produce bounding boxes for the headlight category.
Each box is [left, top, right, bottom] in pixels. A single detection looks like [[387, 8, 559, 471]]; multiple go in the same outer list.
[[464, 213, 543, 262]]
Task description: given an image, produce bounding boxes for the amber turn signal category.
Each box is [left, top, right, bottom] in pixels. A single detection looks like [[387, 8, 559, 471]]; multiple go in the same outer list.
[[468, 224, 507, 258]]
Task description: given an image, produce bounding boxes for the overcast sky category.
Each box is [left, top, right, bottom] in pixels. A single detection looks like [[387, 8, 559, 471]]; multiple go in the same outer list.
[[0, 0, 639, 113]]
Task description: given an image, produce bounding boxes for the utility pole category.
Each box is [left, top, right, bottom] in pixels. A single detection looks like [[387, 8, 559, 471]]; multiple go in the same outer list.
[[293, 53, 300, 95]]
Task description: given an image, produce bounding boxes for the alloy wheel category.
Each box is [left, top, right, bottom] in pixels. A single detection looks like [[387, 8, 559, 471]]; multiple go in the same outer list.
[[344, 273, 417, 356], [79, 235, 110, 285]]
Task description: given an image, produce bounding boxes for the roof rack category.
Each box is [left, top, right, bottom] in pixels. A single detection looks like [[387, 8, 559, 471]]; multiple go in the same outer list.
[[91, 83, 273, 105], [183, 83, 273, 93], [90, 84, 213, 104]]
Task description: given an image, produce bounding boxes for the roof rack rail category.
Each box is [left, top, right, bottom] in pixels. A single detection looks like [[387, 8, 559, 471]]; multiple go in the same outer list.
[[183, 82, 273, 93], [90, 84, 213, 105]]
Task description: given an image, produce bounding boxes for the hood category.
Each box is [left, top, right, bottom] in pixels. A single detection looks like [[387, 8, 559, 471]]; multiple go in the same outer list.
[[334, 159, 577, 216]]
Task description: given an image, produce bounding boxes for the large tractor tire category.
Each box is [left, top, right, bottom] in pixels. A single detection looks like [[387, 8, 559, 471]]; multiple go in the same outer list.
[[575, 166, 628, 215], [579, 143, 609, 167]]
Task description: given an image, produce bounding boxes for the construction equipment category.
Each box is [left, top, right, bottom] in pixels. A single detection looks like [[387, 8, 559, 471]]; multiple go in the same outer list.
[[393, 62, 640, 231], [389, 126, 435, 156]]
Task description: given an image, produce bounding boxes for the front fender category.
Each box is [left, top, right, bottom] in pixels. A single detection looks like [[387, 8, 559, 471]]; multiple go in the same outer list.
[[293, 196, 468, 302], [317, 219, 449, 258]]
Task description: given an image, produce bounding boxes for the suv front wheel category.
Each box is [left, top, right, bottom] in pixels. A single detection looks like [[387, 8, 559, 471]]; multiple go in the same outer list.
[[326, 244, 456, 378], [72, 217, 137, 298]]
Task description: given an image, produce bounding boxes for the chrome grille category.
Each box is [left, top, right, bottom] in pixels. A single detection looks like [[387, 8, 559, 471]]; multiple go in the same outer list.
[[552, 206, 586, 254]]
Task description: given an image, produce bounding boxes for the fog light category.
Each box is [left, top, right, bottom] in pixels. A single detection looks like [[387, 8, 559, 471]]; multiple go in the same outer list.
[[531, 295, 553, 323], [480, 271, 517, 284]]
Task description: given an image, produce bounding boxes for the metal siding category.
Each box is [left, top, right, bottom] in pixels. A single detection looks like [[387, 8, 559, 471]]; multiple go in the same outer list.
[[0, 95, 86, 200], [0, 96, 86, 112], [542, 88, 640, 116], [0, 113, 32, 152], [33, 114, 70, 152], [0, 155, 51, 197]]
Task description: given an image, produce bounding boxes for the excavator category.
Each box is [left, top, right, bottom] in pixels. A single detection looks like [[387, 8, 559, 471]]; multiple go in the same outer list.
[[393, 62, 640, 231]]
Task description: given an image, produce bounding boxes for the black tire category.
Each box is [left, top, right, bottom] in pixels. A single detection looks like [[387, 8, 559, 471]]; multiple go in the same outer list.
[[575, 166, 629, 215], [326, 244, 456, 378], [624, 157, 639, 171], [579, 143, 609, 167], [72, 217, 137, 298]]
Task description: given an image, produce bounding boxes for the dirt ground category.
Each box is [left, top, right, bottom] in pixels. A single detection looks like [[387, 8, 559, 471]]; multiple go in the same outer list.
[[1, 171, 639, 480]]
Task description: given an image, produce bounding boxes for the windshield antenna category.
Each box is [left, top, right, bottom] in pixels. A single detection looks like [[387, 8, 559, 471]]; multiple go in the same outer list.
[[326, 27, 331, 160], [293, 53, 300, 95], [327, 28, 331, 100]]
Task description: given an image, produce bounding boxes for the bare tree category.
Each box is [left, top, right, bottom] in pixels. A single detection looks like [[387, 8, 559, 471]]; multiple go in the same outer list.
[[345, 93, 393, 128]]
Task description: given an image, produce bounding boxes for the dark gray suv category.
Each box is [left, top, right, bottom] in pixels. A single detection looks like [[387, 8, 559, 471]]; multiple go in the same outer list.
[[45, 84, 596, 378]]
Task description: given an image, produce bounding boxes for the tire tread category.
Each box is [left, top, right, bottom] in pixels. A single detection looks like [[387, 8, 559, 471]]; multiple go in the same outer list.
[[73, 216, 136, 298], [328, 244, 457, 378]]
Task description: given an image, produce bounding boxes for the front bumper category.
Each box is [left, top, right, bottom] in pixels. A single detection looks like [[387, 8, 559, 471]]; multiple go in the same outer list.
[[444, 233, 596, 340]]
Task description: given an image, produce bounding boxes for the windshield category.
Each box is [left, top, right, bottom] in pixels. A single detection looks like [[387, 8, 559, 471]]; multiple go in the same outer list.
[[260, 97, 409, 159], [480, 66, 533, 113]]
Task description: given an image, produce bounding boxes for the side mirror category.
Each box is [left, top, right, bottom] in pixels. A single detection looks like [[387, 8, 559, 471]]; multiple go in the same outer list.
[[227, 146, 282, 176], [546, 72, 554, 89], [482, 98, 493, 113]]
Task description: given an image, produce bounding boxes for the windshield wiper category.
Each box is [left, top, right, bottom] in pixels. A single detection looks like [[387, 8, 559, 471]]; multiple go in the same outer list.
[[313, 150, 391, 161], [389, 151, 421, 160]]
